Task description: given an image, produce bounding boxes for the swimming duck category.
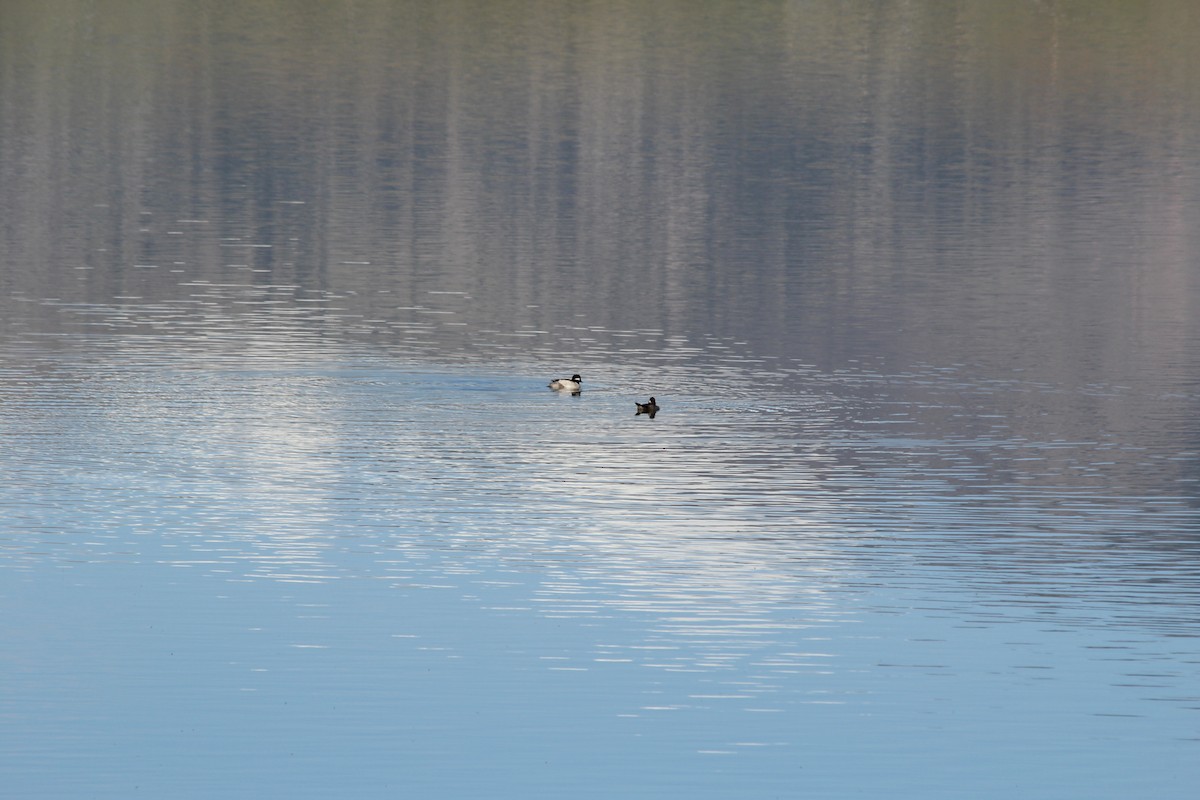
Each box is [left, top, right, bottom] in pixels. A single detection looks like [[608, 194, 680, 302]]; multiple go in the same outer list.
[[635, 397, 659, 418], [548, 374, 582, 393]]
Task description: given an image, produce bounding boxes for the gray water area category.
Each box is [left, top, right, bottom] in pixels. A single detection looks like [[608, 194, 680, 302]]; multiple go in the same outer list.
[[2, 2, 1200, 798]]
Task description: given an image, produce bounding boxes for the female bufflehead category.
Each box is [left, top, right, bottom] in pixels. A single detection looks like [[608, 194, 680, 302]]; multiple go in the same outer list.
[[635, 397, 659, 418], [548, 374, 582, 393]]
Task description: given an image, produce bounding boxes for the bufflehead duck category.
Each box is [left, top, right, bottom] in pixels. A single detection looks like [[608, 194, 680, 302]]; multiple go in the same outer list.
[[548, 374, 582, 393], [635, 397, 659, 418]]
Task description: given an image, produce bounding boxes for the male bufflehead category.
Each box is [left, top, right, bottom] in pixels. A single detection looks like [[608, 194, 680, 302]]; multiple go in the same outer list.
[[548, 374, 582, 393]]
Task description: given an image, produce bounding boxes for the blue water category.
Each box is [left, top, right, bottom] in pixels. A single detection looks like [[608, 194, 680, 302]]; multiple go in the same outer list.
[[2, 2, 1199, 798]]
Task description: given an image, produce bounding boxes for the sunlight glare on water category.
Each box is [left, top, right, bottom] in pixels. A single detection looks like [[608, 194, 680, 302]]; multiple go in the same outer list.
[[5, 336, 1200, 797]]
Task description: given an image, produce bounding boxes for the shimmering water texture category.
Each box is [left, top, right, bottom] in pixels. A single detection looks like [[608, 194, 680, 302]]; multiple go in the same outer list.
[[3, 2, 1200, 798], [4, 346, 1198, 797]]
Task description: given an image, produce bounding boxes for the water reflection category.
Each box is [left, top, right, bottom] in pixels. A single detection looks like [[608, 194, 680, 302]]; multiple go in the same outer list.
[[5, 325, 1200, 799], [5, 2, 1200, 387], [4, 1, 1200, 797], [4, 342, 1196, 629], [6, 346, 1197, 795]]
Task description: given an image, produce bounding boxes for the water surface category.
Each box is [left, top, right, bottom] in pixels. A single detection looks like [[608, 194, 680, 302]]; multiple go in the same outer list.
[[2, 2, 1199, 798]]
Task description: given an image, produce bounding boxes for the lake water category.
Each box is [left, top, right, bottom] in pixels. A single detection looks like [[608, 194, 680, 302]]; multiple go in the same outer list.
[[2, 2, 1199, 797]]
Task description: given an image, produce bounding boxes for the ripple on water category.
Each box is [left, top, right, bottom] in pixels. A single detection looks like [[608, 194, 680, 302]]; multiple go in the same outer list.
[[2, 333, 1199, 791]]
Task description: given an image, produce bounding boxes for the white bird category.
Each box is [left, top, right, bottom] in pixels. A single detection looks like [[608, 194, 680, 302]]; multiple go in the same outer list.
[[548, 374, 582, 393]]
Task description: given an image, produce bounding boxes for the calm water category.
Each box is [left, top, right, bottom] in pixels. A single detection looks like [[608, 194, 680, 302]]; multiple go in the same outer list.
[[3, 2, 1199, 797]]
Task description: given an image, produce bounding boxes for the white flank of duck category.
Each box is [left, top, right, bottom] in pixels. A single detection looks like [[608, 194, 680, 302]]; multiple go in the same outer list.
[[548, 374, 582, 392]]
